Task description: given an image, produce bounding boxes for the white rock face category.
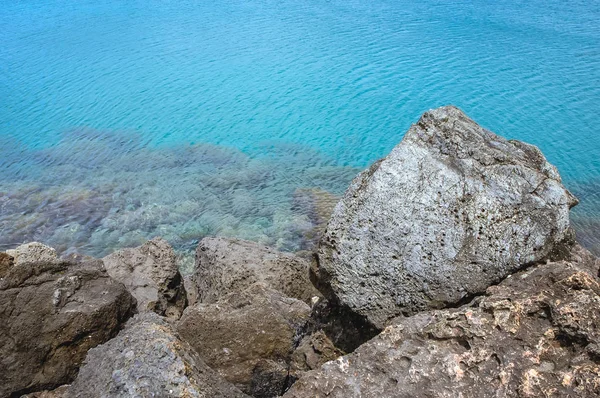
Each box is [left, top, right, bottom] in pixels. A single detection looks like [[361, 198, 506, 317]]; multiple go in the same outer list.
[[315, 106, 578, 328]]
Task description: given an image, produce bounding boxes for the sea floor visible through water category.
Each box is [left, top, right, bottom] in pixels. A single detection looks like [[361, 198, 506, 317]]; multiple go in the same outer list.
[[1, 0, 599, 268]]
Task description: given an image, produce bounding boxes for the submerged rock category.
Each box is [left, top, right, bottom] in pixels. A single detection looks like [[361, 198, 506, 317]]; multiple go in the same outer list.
[[5, 242, 58, 266], [285, 244, 600, 398], [177, 283, 311, 397], [0, 256, 136, 397], [315, 106, 578, 328], [102, 237, 187, 319], [189, 237, 320, 306], [67, 312, 249, 398], [291, 188, 340, 250]]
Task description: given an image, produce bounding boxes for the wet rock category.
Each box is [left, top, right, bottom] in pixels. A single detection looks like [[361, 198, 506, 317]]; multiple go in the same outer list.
[[315, 106, 578, 328], [5, 242, 57, 266], [290, 330, 344, 375], [102, 237, 187, 319], [191, 237, 321, 305], [67, 313, 249, 398], [284, 245, 600, 398], [291, 188, 340, 250], [177, 283, 311, 397], [0, 251, 14, 278], [0, 257, 136, 397]]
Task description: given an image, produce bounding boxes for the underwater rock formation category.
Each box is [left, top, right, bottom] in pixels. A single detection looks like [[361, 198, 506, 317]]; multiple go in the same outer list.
[[315, 106, 578, 328]]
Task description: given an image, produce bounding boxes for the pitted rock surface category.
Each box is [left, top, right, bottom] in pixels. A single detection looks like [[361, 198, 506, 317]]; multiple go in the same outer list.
[[285, 245, 600, 398], [177, 283, 311, 397], [67, 313, 249, 398], [315, 106, 578, 328]]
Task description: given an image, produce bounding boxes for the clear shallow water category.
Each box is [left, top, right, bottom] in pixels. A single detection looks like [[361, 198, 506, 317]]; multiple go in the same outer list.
[[1, 0, 599, 262]]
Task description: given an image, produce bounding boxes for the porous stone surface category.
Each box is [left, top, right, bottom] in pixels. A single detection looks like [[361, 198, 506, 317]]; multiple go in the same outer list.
[[315, 105, 579, 328], [67, 312, 249, 398], [102, 237, 187, 319], [191, 237, 321, 305], [290, 330, 344, 375], [21, 385, 70, 398], [177, 283, 311, 397], [5, 242, 58, 266], [0, 258, 136, 397], [0, 251, 14, 278], [285, 245, 600, 398]]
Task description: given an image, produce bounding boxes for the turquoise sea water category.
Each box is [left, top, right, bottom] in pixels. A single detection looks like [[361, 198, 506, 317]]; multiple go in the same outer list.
[[1, 0, 599, 262]]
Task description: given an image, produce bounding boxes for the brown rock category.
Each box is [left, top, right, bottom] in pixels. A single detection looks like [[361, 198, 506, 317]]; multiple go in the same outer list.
[[102, 237, 187, 319], [290, 330, 344, 374], [0, 251, 14, 278], [285, 245, 600, 398], [177, 283, 311, 397], [67, 313, 249, 398], [190, 237, 321, 306], [0, 258, 136, 397]]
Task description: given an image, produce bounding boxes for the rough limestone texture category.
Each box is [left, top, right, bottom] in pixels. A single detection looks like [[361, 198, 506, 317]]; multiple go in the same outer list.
[[0, 258, 136, 397], [5, 242, 58, 266], [102, 237, 187, 319], [285, 245, 600, 398], [316, 106, 579, 328], [290, 330, 344, 375], [177, 283, 311, 397], [191, 237, 321, 305], [21, 385, 70, 398], [292, 188, 341, 250], [67, 313, 249, 398], [0, 251, 14, 278]]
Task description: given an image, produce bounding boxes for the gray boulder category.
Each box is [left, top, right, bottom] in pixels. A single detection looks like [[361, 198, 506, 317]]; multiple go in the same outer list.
[[190, 237, 321, 305], [102, 237, 187, 319], [67, 312, 249, 398], [177, 283, 311, 397], [6, 242, 58, 266], [0, 257, 136, 397], [315, 106, 578, 328], [285, 245, 600, 398]]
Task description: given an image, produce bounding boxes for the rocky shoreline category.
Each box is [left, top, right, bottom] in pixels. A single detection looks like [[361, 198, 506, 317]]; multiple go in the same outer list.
[[1, 106, 599, 397]]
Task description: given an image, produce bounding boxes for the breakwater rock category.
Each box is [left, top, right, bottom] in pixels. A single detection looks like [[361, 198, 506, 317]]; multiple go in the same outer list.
[[0, 254, 136, 397], [1, 106, 599, 398], [314, 106, 578, 328]]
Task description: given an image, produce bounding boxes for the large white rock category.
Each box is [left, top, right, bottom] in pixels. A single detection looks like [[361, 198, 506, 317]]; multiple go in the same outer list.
[[315, 106, 578, 328]]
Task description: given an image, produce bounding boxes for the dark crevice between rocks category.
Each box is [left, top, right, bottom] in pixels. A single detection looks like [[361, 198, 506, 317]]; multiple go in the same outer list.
[[307, 253, 380, 353]]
